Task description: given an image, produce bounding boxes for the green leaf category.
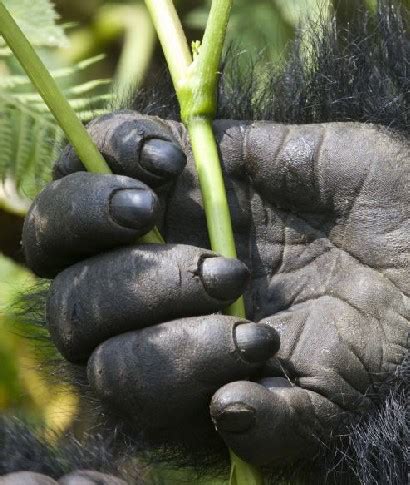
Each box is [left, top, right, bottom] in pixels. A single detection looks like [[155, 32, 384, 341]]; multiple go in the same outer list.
[[229, 451, 264, 485], [0, 0, 68, 50]]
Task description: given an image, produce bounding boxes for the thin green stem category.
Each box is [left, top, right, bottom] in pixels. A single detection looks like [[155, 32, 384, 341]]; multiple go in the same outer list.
[[191, 0, 232, 118], [179, 0, 232, 122], [0, 2, 163, 244], [144, 0, 191, 91], [0, 2, 109, 175], [187, 118, 245, 317], [187, 119, 235, 258], [197, 0, 231, 85]]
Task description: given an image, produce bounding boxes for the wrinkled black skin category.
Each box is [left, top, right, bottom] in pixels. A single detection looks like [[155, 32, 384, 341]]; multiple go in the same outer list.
[[22, 111, 409, 465], [5, 1, 410, 483]]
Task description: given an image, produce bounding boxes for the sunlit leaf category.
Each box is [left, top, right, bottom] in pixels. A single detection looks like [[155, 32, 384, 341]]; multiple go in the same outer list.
[[0, 0, 68, 50]]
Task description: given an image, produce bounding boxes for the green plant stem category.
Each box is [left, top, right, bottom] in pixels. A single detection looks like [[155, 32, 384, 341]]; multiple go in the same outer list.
[[187, 118, 245, 317], [0, 2, 163, 244], [195, 0, 231, 96], [178, 0, 231, 122], [144, 0, 192, 89], [144, 0, 264, 483]]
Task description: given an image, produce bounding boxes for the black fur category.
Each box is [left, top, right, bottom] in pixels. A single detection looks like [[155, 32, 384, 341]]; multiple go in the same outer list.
[[0, 417, 147, 483], [262, 360, 409, 485], [4, 1, 409, 483], [343, 357, 409, 485], [128, 0, 408, 133], [0, 364, 407, 484], [10, 286, 231, 481]]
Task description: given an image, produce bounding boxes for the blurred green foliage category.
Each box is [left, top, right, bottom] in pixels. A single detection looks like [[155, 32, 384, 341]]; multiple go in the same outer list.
[[0, 258, 32, 411], [0, 256, 77, 430]]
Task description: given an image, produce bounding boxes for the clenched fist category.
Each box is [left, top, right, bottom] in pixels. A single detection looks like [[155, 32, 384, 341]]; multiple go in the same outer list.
[[22, 111, 409, 466]]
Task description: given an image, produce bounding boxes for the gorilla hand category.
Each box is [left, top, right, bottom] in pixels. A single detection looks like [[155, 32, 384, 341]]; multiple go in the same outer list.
[[21, 112, 280, 440], [22, 111, 409, 466]]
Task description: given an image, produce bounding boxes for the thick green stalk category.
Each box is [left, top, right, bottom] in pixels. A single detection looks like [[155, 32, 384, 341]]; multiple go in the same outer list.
[[178, 0, 231, 122], [144, 0, 192, 89], [144, 0, 263, 483], [0, 2, 162, 243]]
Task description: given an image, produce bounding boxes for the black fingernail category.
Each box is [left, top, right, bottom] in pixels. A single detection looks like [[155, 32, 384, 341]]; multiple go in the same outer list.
[[199, 257, 250, 301], [234, 323, 280, 363], [140, 139, 186, 178], [110, 188, 158, 230], [212, 403, 256, 433]]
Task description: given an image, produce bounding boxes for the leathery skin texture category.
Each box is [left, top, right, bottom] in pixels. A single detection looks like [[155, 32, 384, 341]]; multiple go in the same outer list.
[[22, 111, 409, 467]]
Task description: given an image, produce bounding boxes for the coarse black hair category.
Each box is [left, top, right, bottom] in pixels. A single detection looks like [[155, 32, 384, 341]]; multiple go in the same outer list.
[[129, 0, 408, 133], [0, 417, 144, 483], [0, 359, 407, 484]]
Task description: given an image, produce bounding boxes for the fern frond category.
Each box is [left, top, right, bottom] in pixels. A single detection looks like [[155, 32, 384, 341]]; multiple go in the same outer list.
[[0, 108, 13, 183], [0, 3, 111, 214], [0, 0, 67, 52], [27, 94, 112, 112], [0, 58, 112, 214], [0, 55, 106, 88], [14, 109, 34, 188]]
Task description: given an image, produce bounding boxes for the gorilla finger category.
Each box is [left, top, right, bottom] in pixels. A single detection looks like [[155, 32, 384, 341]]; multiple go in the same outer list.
[[54, 111, 186, 188], [210, 381, 339, 466], [87, 316, 280, 430], [0, 472, 57, 484], [58, 471, 126, 485], [23, 172, 159, 277], [47, 244, 252, 362]]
